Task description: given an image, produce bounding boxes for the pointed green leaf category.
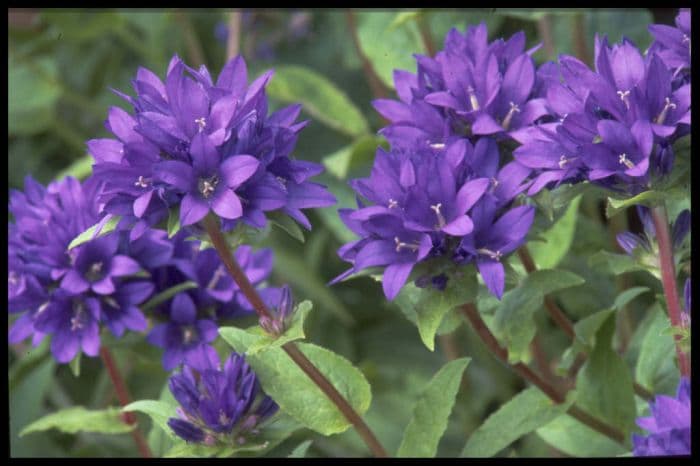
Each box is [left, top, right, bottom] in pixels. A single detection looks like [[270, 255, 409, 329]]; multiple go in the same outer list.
[[588, 250, 647, 275], [636, 304, 678, 394], [493, 286, 543, 364], [288, 440, 313, 458], [573, 308, 616, 349], [266, 65, 369, 137], [536, 414, 627, 457], [268, 210, 305, 243], [461, 387, 575, 457], [68, 352, 81, 377], [68, 215, 121, 250], [140, 281, 198, 312], [397, 358, 470, 457], [613, 286, 649, 310], [20, 407, 134, 437], [122, 399, 178, 440], [606, 191, 665, 218], [529, 195, 581, 269], [219, 330, 371, 436], [167, 206, 181, 238], [525, 269, 586, 296]]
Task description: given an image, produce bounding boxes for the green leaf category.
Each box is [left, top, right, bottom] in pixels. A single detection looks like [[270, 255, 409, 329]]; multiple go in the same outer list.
[[389, 11, 421, 29], [68, 215, 121, 250], [394, 270, 478, 351], [397, 358, 470, 457], [588, 250, 646, 275], [68, 352, 81, 377], [323, 135, 386, 180], [57, 155, 94, 181], [268, 210, 305, 243], [493, 286, 543, 364], [122, 400, 179, 440], [606, 191, 665, 218], [461, 387, 575, 457], [20, 407, 134, 437], [167, 206, 181, 238], [266, 65, 369, 138], [8, 57, 61, 136], [220, 300, 313, 356], [536, 414, 627, 457], [140, 281, 198, 312], [635, 305, 678, 394], [613, 287, 650, 311], [356, 11, 426, 89], [529, 195, 581, 269], [524, 269, 586, 296], [219, 330, 371, 436], [288, 440, 313, 458], [576, 314, 636, 433], [573, 308, 616, 349]]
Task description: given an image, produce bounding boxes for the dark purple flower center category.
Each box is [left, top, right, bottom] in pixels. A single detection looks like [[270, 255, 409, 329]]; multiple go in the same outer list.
[[70, 301, 87, 332], [134, 176, 151, 188], [181, 325, 198, 345], [86, 261, 105, 282], [198, 175, 220, 199]]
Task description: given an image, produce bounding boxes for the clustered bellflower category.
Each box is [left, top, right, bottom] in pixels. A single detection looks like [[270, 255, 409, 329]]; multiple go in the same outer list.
[[334, 23, 537, 300], [632, 377, 691, 456], [8, 176, 278, 369], [167, 351, 278, 445], [89, 54, 335, 238], [513, 8, 691, 195]]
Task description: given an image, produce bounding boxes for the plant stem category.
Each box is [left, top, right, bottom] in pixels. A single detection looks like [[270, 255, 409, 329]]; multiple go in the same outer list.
[[99, 347, 152, 458], [225, 10, 242, 61], [416, 13, 436, 57], [517, 245, 654, 400], [535, 14, 555, 61], [174, 10, 206, 67], [650, 205, 691, 378], [460, 303, 626, 445], [201, 216, 388, 458], [345, 10, 388, 100]]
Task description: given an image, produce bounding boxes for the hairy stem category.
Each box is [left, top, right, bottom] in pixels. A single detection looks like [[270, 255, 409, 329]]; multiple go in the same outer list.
[[201, 216, 388, 457], [460, 303, 626, 445], [99, 347, 152, 458], [650, 205, 690, 378], [517, 245, 654, 400]]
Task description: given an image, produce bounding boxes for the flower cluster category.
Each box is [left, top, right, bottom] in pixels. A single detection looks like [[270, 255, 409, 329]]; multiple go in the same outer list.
[[167, 351, 278, 445], [8, 177, 276, 368], [514, 9, 691, 194], [632, 377, 691, 456], [88, 54, 335, 238], [334, 24, 537, 300]]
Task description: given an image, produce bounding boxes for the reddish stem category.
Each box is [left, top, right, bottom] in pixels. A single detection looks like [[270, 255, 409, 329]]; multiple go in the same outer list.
[[99, 347, 152, 458], [345, 10, 388, 100], [650, 205, 690, 378]]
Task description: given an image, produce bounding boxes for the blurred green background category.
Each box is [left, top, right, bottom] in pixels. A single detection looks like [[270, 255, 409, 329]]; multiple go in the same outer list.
[[8, 8, 680, 457]]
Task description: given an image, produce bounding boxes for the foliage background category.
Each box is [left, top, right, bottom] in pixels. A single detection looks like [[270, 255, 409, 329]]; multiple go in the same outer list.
[[8, 8, 684, 457]]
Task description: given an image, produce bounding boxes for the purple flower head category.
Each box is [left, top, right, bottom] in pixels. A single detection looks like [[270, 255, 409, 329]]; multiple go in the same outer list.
[[632, 377, 691, 456], [259, 284, 294, 335], [649, 8, 691, 72], [167, 352, 278, 445], [8, 176, 159, 363], [89, 54, 335, 235], [682, 278, 691, 327], [146, 293, 219, 371]]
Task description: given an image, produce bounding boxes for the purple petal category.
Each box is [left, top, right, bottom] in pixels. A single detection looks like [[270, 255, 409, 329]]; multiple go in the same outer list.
[[456, 178, 490, 214], [382, 262, 414, 301], [110, 255, 142, 276], [61, 270, 89, 294], [211, 189, 243, 220], [180, 193, 209, 226], [190, 131, 221, 175], [155, 161, 194, 192], [478, 259, 505, 299], [220, 155, 260, 189], [171, 293, 196, 324], [443, 215, 474, 236]]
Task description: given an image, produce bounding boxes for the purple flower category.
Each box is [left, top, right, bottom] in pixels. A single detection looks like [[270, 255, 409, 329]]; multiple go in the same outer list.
[[649, 8, 691, 72], [632, 377, 691, 456], [259, 284, 294, 335], [147, 293, 219, 371], [167, 352, 278, 445], [89, 54, 335, 235]]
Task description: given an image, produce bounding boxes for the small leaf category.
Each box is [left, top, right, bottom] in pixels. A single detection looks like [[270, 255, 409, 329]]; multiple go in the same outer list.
[[20, 407, 134, 437], [613, 286, 649, 311], [636, 304, 678, 394], [288, 440, 313, 458], [68, 352, 81, 377], [536, 414, 627, 457], [68, 215, 121, 250], [573, 308, 615, 349], [588, 250, 646, 275], [268, 210, 305, 243], [524, 269, 586, 296], [493, 286, 543, 364], [57, 155, 94, 181], [219, 330, 371, 436], [529, 195, 581, 269], [167, 206, 181, 238], [141, 281, 198, 312], [461, 387, 575, 457], [122, 400, 179, 440], [397, 358, 470, 457], [266, 66, 369, 137], [606, 191, 665, 218], [323, 135, 387, 180], [220, 300, 313, 356]]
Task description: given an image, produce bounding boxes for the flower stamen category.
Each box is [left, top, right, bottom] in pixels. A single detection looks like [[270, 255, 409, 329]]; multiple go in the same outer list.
[[430, 203, 446, 229], [655, 97, 677, 125], [619, 153, 635, 169], [477, 248, 502, 261], [501, 102, 521, 130]]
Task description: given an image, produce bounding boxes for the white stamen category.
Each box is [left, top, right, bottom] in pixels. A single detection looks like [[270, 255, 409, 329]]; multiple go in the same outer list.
[[70, 303, 85, 331], [682, 34, 689, 44], [430, 203, 446, 229], [388, 198, 398, 209], [501, 102, 521, 130], [558, 155, 570, 169], [8, 272, 18, 286], [477, 248, 502, 261], [429, 142, 446, 150], [655, 97, 677, 125], [617, 90, 630, 109], [195, 117, 207, 131], [183, 327, 195, 344], [206, 266, 226, 290], [219, 410, 231, 425], [619, 153, 635, 169], [134, 175, 150, 188], [394, 236, 419, 253], [276, 176, 288, 192], [467, 86, 480, 111]]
